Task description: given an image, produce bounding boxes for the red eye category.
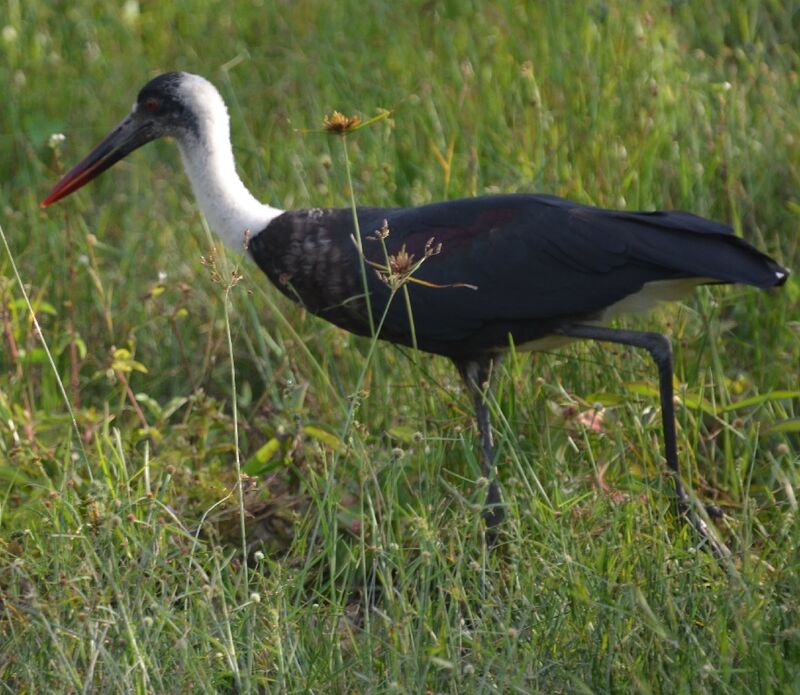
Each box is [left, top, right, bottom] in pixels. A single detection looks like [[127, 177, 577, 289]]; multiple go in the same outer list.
[[144, 98, 160, 113]]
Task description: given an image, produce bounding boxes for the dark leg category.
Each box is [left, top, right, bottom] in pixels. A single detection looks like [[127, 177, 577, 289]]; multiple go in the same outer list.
[[455, 358, 504, 537], [557, 324, 730, 559]]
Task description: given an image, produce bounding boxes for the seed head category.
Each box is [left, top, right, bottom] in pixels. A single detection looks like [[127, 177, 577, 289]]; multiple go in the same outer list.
[[388, 245, 415, 276], [323, 111, 362, 134], [370, 219, 391, 241], [424, 237, 442, 258]]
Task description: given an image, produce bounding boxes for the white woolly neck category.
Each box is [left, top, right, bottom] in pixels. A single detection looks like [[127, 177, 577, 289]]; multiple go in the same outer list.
[[174, 75, 282, 252]]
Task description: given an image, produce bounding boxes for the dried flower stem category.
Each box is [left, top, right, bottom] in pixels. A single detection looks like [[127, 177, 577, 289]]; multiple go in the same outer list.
[[341, 136, 375, 336], [113, 368, 149, 431]]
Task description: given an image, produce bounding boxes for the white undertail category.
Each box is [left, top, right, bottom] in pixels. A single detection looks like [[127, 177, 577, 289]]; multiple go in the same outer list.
[[173, 75, 282, 252]]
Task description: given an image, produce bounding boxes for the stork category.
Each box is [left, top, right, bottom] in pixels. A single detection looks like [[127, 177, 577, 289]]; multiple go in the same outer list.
[[42, 72, 788, 555]]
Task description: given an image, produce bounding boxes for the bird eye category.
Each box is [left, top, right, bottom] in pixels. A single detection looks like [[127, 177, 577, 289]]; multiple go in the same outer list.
[[144, 98, 160, 113]]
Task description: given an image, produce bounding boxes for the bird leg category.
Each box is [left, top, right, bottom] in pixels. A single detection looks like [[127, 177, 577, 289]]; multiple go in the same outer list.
[[455, 358, 505, 537], [557, 324, 730, 560]]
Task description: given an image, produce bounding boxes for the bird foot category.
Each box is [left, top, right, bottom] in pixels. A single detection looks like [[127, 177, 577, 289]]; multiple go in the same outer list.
[[677, 499, 732, 563]]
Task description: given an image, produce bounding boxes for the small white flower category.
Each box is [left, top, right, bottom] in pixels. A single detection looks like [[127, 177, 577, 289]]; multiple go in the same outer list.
[[122, 0, 140, 24]]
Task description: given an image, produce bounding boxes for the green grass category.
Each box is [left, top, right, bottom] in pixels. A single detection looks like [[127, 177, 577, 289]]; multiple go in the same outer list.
[[2, 0, 800, 691]]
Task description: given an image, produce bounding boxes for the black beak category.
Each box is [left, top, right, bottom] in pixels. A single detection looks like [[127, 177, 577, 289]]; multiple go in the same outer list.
[[41, 111, 155, 208]]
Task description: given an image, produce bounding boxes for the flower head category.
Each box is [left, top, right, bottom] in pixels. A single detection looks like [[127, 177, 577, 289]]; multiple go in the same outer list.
[[323, 111, 362, 134]]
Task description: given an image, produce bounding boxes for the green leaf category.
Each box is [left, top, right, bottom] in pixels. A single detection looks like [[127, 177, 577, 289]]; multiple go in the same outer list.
[[623, 383, 716, 416], [244, 438, 282, 475], [73, 335, 87, 360], [387, 425, 418, 443], [162, 396, 189, 420], [722, 391, 800, 413], [135, 393, 163, 419], [112, 358, 148, 373], [0, 466, 34, 485], [112, 348, 148, 374], [680, 392, 717, 417], [20, 347, 47, 364], [12, 298, 57, 315], [767, 418, 800, 434], [303, 425, 341, 451], [623, 381, 659, 398]]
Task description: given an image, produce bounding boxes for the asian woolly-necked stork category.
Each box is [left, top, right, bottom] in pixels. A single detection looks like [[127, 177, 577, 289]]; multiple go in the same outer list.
[[42, 72, 788, 555]]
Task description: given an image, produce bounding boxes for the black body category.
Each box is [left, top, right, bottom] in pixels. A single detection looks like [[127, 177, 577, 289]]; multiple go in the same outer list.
[[248, 194, 785, 360]]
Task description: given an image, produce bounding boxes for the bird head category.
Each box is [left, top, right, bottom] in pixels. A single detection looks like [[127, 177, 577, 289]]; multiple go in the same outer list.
[[41, 72, 223, 207]]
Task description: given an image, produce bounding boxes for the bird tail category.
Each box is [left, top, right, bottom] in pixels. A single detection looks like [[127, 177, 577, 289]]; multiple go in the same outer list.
[[605, 209, 789, 289]]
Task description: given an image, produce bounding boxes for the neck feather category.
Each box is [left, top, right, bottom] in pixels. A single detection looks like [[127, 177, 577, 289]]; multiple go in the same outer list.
[[177, 115, 282, 252]]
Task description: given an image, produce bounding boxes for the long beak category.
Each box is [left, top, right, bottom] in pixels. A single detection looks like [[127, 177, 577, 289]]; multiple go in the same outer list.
[[41, 112, 154, 208]]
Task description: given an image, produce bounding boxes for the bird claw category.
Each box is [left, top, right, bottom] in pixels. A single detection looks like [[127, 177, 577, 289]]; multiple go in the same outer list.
[[704, 503, 724, 520]]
